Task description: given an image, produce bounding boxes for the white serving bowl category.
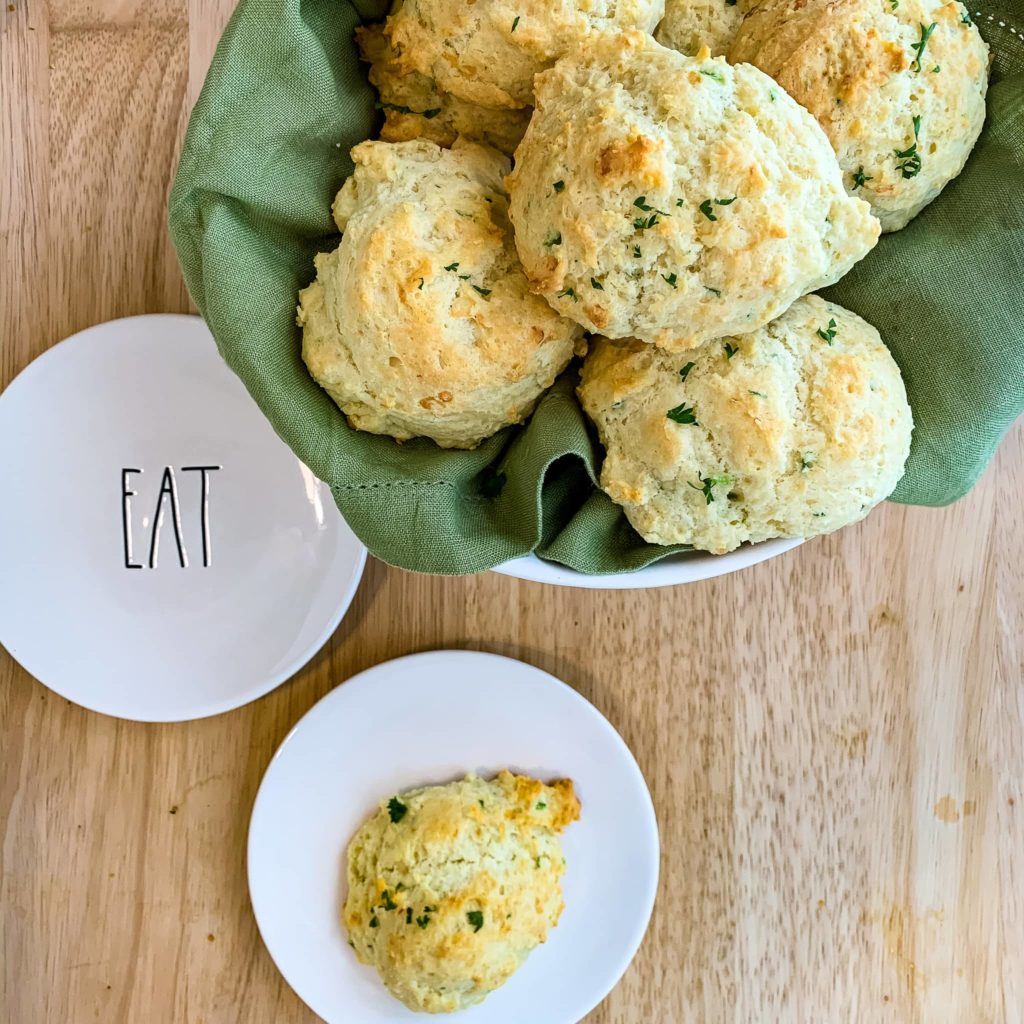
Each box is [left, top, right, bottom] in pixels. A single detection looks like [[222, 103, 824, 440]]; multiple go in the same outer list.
[[492, 537, 803, 589]]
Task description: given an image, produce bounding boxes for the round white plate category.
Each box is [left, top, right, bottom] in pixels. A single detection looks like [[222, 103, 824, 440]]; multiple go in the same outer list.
[[0, 315, 366, 721], [248, 650, 660, 1024], [493, 537, 803, 589]]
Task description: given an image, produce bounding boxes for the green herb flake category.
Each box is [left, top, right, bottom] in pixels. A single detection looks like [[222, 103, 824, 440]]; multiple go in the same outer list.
[[632, 245, 642, 258], [369, 916, 379, 928], [590, 277, 604, 290], [662, 272, 678, 288], [544, 231, 562, 247], [723, 342, 739, 359], [699, 68, 726, 84], [535, 801, 547, 810], [679, 361, 696, 381], [909, 22, 937, 73], [534, 856, 542, 869], [816, 318, 837, 345], [726, 0, 737, 5], [472, 284, 492, 297], [961, 9, 972, 25], [749, 390, 766, 398], [800, 453, 816, 471], [553, 179, 565, 192], [676, 197, 685, 207], [463, 910, 484, 932], [667, 403, 698, 425], [417, 278, 424, 290], [478, 799, 485, 808], [511, 14, 520, 31], [557, 286, 578, 302], [699, 199, 717, 221], [851, 166, 873, 190], [416, 914, 431, 929], [705, 286, 722, 297], [381, 891, 398, 911], [890, 0, 898, 9], [444, 262, 459, 272], [406, 907, 413, 924], [769, 89, 778, 102], [634, 196, 653, 211], [388, 798, 407, 823], [716, 196, 737, 206], [895, 116, 922, 179], [688, 473, 733, 505]]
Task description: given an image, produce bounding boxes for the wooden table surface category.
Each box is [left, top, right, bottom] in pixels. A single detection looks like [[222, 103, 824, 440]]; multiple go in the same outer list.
[[2, 2, 1023, 1022]]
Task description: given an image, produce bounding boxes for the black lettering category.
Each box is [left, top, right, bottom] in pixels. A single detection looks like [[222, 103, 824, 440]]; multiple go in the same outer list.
[[121, 468, 143, 569], [181, 466, 221, 568], [148, 466, 188, 569]]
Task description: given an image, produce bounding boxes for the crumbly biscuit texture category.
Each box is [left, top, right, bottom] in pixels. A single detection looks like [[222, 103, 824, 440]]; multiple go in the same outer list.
[[655, 0, 755, 56], [356, 24, 530, 157], [577, 295, 913, 553], [384, 0, 665, 109], [298, 138, 581, 449], [507, 32, 879, 350], [729, 0, 989, 232], [344, 772, 580, 1013]]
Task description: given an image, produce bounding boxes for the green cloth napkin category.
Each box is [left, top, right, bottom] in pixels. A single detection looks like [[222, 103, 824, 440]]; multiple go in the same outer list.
[[169, 0, 1024, 575]]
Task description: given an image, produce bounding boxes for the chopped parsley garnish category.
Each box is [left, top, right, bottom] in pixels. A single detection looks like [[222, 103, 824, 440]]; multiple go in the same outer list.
[[699, 68, 726, 84], [511, 14, 520, 31], [689, 473, 733, 505], [705, 286, 722, 297], [632, 245, 642, 258], [406, 907, 413, 924], [769, 89, 777, 102], [679, 361, 696, 381], [676, 197, 685, 207], [851, 166, 873, 189], [816, 318, 837, 345], [544, 231, 562, 246], [634, 195, 653, 211], [590, 277, 604, 290], [536, 801, 547, 810], [553, 179, 565, 192], [416, 914, 431, 929], [633, 212, 663, 230], [662, 272, 678, 288], [895, 116, 922, 178], [479, 467, 507, 499], [932, 64, 941, 72], [890, 0, 898, 8], [478, 799, 485, 807], [699, 196, 736, 221], [749, 390, 766, 398], [467, 911, 484, 932], [381, 891, 398, 911], [472, 284, 492, 297], [723, 342, 739, 359], [910, 22, 937, 73], [417, 278, 424, 290], [667, 403, 698, 425], [444, 262, 459, 272], [557, 286, 578, 302], [388, 798, 407, 823], [369, 916, 379, 928], [800, 453, 816, 471], [534, 856, 542, 868]]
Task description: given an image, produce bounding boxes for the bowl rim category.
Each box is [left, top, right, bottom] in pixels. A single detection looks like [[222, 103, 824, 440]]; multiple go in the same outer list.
[[491, 537, 804, 589]]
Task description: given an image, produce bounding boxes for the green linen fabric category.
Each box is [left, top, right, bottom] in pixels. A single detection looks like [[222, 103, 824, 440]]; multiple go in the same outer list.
[[169, 0, 1024, 575]]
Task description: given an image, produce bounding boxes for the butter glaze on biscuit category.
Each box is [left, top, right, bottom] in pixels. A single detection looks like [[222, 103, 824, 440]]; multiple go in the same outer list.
[[298, 138, 582, 449], [578, 295, 913, 553], [507, 32, 880, 350], [344, 771, 580, 1013]]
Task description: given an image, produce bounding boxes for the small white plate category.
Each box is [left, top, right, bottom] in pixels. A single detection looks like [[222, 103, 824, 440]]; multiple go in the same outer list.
[[0, 315, 366, 721], [493, 537, 803, 589], [248, 650, 660, 1024]]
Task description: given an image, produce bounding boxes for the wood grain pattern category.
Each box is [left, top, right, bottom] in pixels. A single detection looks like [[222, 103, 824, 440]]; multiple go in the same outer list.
[[1, 3, 1022, 1021]]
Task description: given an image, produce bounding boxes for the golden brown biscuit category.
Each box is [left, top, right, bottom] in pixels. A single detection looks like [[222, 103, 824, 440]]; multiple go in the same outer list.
[[344, 771, 580, 1013], [384, 0, 665, 109], [507, 31, 880, 350], [298, 138, 582, 449], [655, 0, 755, 56], [577, 295, 913, 553], [729, 0, 989, 232], [356, 23, 531, 157]]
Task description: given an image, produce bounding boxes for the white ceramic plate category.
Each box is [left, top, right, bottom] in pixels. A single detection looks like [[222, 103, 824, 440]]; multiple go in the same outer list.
[[0, 315, 366, 721], [493, 537, 803, 589], [247, 650, 660, 1024]]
